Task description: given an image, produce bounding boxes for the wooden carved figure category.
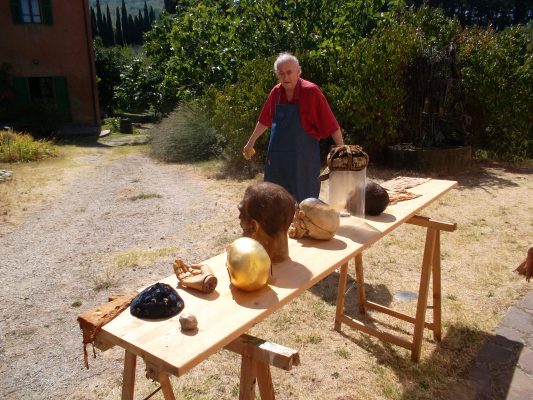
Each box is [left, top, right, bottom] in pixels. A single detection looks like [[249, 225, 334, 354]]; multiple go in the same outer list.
[[238, 182, 296, 263]]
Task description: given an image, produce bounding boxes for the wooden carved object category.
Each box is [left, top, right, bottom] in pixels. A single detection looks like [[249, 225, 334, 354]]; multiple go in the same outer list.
[[238, 182, 296, 263], [173, 259, 218, 293], [77, 291, 138, 368]]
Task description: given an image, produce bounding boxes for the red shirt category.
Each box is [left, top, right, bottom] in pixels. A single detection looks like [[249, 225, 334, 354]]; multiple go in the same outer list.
[[258, 78, 340, 140]]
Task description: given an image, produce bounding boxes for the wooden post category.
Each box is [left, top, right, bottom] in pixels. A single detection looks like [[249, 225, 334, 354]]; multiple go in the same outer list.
[[256, 361, 275, 400], [411, 227, 437, 362], [121, 350, 137, 400], [158, 372, 177, 400], [354, 253, 366, 314], [224, 334, 299, 399], [239, 343, 258, 400], [432, 231, 442, 342], [334, 262, 349, 331]]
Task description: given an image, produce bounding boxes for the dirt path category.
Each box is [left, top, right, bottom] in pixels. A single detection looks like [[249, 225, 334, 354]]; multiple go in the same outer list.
[[0, 149, 250, 399]]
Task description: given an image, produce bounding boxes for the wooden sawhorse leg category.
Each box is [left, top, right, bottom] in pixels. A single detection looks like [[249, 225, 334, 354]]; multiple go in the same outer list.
[[225, 334, 300, 400], [334, 215, 456, 362], [122, 350, 137, 400], [119, 334, 299, 400]]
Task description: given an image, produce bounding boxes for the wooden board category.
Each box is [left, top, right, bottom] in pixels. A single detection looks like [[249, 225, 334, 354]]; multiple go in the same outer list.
[[98, 179, 457, 377]]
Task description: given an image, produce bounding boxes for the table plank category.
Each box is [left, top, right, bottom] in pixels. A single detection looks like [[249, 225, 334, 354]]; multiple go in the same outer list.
[[99, 179, 457, 376]]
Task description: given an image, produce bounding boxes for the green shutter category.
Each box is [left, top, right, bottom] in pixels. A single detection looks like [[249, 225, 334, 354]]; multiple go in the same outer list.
[[53, 77, 71, 122], [13, 77, 30, 105], [42, 0, 53, 25], [10, 0, 22, 24]]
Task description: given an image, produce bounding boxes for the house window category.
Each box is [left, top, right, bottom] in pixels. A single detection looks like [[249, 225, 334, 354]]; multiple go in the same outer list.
[[21, 0, 42, 23], [11, 0, 53, 25]]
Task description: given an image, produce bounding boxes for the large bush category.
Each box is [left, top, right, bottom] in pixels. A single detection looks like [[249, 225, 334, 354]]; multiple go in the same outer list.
[[150, 102, 223, 163], [458, 23, 533, 160]]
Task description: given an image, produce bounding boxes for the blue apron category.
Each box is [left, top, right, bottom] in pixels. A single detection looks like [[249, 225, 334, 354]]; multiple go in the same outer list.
[[264, 102, 321, 202]]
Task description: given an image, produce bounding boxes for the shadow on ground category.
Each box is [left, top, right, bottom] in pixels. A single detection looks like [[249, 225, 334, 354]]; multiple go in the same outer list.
[[367, 159, 532, 191], [310, 272, 526, 399], [56, 133, 108, 147]]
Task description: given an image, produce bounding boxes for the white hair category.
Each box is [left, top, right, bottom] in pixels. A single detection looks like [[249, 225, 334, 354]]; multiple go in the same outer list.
[[274, 53, 300, 74]]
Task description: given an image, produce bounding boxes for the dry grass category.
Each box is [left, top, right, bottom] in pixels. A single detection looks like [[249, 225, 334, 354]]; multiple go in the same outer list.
[[149, 161, 532, 400], [1, 142, 531, 399]]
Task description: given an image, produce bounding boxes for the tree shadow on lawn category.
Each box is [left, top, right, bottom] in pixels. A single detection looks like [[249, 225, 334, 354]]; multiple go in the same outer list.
[[310, 272, 524, 399], [367, 159, 532, 191], [347, 323, 522, 400], [308, 271, 393, 309]]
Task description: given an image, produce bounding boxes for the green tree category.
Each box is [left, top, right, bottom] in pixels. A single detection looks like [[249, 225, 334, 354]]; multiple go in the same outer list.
[[114, 7, 123, 46], [93, 37, 130, 112]]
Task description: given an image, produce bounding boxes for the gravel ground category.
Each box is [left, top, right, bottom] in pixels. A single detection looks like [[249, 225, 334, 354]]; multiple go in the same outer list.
[[0, 150, 250, 399]]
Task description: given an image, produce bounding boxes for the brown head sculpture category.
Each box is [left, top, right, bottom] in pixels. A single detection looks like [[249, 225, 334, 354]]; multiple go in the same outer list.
[[238, 182, 296, 263]]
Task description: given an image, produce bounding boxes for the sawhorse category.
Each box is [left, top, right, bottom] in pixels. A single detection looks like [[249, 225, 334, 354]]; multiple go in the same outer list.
[[96, 333, 300, 400], [334, 214, 457, 362]]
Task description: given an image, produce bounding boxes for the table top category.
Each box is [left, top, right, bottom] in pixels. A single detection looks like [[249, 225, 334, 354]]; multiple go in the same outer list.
[[98, 179, 457, 377]]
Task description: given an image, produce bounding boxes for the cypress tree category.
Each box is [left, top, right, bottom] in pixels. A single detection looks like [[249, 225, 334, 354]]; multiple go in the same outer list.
[[149, 6, 156, 24], [128, 14, 135, 45], [95, 0, 104, 39], [164, 0, 176, 14], [115, 7, 123, 46], [90, 7, 97, 38], [105, 5, 114, 46], [121, 0, 129, 45], [143, 1, 150, 31]]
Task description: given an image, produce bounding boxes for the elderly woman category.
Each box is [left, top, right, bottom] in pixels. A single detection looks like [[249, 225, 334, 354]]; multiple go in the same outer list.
[[243, 53, 344, 202]]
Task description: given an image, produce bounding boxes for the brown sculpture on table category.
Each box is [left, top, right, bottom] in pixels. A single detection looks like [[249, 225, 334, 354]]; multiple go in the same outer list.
[[173, 259, 218, 293], [289, 198, 340, 240], [238, 182, 296, 263]]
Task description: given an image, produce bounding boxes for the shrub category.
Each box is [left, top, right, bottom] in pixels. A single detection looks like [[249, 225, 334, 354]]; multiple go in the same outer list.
[[150, 102, 223, 162], [0, 129, 57, 162], [325, 6, 462, 158], [102, 117, 120, 133], [458, 23, 533, 160]]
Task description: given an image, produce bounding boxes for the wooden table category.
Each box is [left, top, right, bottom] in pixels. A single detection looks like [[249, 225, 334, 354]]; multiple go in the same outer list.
[[95, 179, 457, 399]]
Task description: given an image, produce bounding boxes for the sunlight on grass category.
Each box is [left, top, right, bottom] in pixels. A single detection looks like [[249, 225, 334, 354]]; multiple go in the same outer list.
[[0, 130, 57, 162], [112, 246, 178, 269]]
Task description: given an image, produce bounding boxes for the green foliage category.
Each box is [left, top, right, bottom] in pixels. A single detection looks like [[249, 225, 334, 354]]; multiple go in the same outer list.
[[458, 23, 533, 160], [150, 102, 223, 162], [318, 6, 462, 156], [124, 1, 530, 164], [93, 38, 132, 112], [140, 0, 402, 115], [206, 57, 277, 172], [113, 54, 163, 113], [0, 130, 57, 163], [102, 117, 120, 133]]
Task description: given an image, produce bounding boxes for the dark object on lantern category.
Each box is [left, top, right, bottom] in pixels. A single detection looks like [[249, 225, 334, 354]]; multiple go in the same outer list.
[[130, 282, 184, 319], [364, 182, 389, 215]]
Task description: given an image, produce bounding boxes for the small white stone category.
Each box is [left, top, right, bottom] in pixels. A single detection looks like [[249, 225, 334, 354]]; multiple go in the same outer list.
[[179, 313, 198, 331]]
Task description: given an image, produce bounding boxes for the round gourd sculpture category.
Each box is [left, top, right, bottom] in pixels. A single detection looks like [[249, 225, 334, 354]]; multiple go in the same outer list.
[[289, 198, 340, 240], [226, 237, 271, 292]]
